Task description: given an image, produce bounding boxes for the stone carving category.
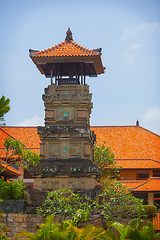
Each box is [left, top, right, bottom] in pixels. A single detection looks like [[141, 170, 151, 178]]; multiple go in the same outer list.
[[58, 107, 74, 121], [70, 144, 81, 157], [42, 181, 59, 191], [68, 181, 85, 190], [49, 143, 60, 156], [77, 110, 87, 118], [45, 110, 54, 119]]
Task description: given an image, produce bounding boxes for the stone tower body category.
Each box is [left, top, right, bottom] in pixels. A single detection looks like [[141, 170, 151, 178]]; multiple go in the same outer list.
[[29, 29, 105, 197]]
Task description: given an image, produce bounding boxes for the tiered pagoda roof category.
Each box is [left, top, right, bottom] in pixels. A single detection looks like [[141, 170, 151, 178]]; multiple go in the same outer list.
[[30, 28, 105, 78]]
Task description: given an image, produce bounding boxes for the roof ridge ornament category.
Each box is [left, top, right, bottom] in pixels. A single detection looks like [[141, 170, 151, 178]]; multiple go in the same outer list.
[[65, 27, 73, 42], [136, 120, 139, 127]]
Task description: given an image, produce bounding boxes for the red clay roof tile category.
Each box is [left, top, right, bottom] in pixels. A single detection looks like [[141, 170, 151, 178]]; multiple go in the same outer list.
[[31, 40, 100, 58], [0, 160, 21, 176], [115, 159, 160, 169], [91, 126, 160, 162], [129, 177, 160, 192], [120, 180, 144, 189], [0, 127, 41, 154], [1, 125, 160, 171]]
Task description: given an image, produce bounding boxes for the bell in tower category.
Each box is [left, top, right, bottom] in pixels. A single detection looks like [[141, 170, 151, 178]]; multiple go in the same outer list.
[[29, 28, 105, 200]]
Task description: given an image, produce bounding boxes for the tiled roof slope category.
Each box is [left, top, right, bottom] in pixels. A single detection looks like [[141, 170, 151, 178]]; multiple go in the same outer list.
[[0, 125, 159, 164], [91, 126, 160, 162], [115, 159, 160, 169], [31, 40, 100, 58], [1, 161, 21, 176], [120, 180, 144, 189], [129, 177, 160, 192], [0, 127, 41, 154]]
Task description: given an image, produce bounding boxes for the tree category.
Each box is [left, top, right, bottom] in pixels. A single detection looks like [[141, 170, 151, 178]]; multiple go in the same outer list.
[[0, 96, 10, 125], [0, 138, 40, 174], [99, 179, 143, 221], [93, 142, 121, 177]]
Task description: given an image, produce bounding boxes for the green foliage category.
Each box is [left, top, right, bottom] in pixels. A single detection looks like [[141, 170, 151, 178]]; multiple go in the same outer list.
[[1, 138, 40, 171], [94, 142, 120, 176], [37, 189, 94, 225], [143, 205, 157, 218], [15, 213, 160, 240], [127, 221, 160, 240], [37, 184, 144, 228], [98, 179, 143, 221], [0, 224, 9, 240], [16, 214, 109, 240], [0, 96, 10, 126], [112, 222, 132, 240], [15, 214, 67, 240], [0, 209, 9, 239], [0, 179, 27, 200]]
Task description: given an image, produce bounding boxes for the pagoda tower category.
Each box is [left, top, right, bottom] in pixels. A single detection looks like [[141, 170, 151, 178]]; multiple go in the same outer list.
[[29, 28, 105, 197]]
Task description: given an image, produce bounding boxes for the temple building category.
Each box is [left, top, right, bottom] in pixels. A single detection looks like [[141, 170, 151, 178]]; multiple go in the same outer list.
[[0, 29, 160, 206]]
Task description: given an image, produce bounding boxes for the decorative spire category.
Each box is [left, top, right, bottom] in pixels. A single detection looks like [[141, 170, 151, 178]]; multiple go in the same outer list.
[[65, 27, 73, 42]]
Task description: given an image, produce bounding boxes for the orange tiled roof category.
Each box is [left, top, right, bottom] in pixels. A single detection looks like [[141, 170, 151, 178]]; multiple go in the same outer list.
[[129, 177, 160, 192], [30, 28, 105, 76], [0, 160, 21, 176], [120, 180, 144, 189], [115, 159, 160, 169], [91, 126, 160, 162], [1, 125, 160, 170], [0, 127, 41, 157], [31, 40, 100, 58]]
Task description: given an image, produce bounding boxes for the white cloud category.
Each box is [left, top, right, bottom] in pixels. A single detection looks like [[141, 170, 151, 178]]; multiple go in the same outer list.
[[122, 22, 160, 41], [141, 107, 160, 135], [125, 43, 142, 64], [122, 22, 160, 64], [16, 115, 44, 126]]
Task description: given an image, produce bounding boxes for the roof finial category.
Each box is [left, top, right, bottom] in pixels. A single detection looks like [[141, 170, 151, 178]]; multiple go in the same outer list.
[[136, 120, 139, 127], [65, 27, 73, 42]]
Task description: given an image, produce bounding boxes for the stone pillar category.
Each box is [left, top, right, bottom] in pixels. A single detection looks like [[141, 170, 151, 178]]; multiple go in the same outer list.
[[148, 192, 154, 205]]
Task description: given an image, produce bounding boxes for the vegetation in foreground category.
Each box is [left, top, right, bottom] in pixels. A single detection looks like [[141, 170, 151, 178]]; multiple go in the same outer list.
[[15, 214, 160, 240]]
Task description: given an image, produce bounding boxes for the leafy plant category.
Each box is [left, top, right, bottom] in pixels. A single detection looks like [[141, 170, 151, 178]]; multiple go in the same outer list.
[[0, 179, 27, 200], [112, 222, 132, 240], [127, 221, 160, 240], [143, 205, 157, 218], [16, 214, 109, 240], [98, 179, 143, 221], [0, 138, 40, 175], [37, 188, 94, 225], [94, 142, 121, 177], [0, 210, 9, 240], [0, 96, 10, 126]]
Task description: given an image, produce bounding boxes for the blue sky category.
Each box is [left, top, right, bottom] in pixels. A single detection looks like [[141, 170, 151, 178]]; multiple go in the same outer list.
[[0, 0, 160, 134]]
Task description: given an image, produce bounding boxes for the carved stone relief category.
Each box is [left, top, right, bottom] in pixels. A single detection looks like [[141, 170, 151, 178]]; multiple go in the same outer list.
[[45, 110, 54, 119], [42, 181, 59, 190], [49, 143, 60, 156], [77, 110, 87, 118], [69, 143, 81, 157], [68, 181, 85, 190], [57, 107, 74, 122]]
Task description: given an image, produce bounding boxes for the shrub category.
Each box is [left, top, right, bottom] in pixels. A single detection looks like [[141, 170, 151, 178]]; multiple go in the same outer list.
[[98, 180, 143, 221], [143, 205, 157, 218], [37, 188, 95, 225], [0, 179, 27, 200]]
